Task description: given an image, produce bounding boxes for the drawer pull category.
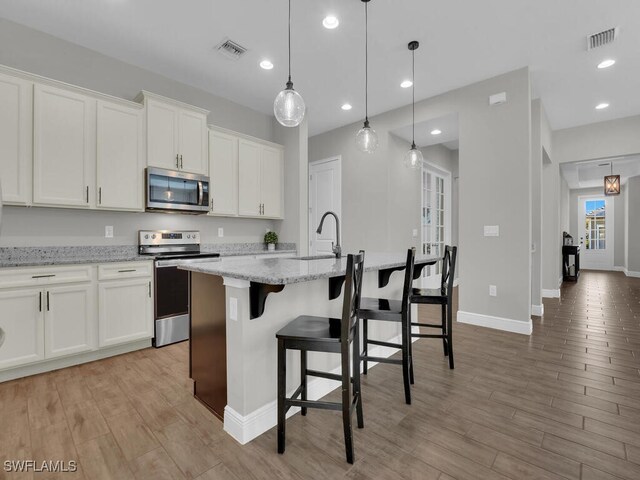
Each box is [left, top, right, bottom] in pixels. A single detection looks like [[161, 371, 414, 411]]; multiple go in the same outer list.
[[32, 274, 56, 279], [118, 269, 137, 273]]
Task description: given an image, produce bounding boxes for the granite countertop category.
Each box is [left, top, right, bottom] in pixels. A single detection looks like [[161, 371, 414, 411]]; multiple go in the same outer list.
[[0, 243, 298, 268], [179, 252, 441, 285]]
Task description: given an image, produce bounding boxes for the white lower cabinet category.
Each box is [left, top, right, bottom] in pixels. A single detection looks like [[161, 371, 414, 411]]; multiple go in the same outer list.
[[44, 284, 95, 359], [0, 288, 45, 370], [98, 277, 153, 348]]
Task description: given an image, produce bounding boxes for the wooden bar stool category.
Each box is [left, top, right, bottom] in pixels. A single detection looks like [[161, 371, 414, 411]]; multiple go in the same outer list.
[[358, 248, 415, 404], [276, 252, 365, 464], [410, 245, 457, 372]]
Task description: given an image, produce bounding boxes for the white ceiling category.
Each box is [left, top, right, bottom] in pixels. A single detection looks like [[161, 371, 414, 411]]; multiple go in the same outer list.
[[390, 114, 459, 150], [560, 155, 640, 189], [1, 0, 639, 136]]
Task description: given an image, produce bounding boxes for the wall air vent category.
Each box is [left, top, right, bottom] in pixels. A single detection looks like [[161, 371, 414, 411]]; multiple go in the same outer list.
[[215, 38, 248, 60], [587, 27, 619, 50]]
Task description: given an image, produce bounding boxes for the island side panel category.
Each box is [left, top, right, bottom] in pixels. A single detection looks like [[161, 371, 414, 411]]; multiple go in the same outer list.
[[190, 272, 227, 420], [223, 269, 409, 442]]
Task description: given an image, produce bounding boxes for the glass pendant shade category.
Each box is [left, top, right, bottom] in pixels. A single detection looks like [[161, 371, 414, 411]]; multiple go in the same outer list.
[[356, 122, 379, 153], [274, 81, 305, 127], [404, 144, 424, 169]]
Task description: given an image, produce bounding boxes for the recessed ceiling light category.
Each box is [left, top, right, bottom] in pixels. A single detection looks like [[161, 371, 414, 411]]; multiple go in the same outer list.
[[431, 129, 442, 135], [597, 59, 616, 69], [259, 60, 274, 70], [400, 80, 413, 89], [341, 103, 352, 111], [595, 103, 610, 110], [322, 16, 339, 29]]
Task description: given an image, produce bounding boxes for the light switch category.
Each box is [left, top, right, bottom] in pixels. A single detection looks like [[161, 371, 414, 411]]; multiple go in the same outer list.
[[412, 229, 418, 238], [218, 227, 224, 238], [105, 226, 114, 238], [489, 285, 497, 297], [484, 225, 499, 237], [489, 92, 507, 106]]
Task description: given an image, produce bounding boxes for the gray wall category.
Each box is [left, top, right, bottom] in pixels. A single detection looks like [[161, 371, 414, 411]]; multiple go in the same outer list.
[[0, 18, 286, 247], [554, 115, 640, 164], [530, 100, 543, 308], [310, 68, 532, 324], [628, 176, 640, 272], [567, 187, 626, 268]]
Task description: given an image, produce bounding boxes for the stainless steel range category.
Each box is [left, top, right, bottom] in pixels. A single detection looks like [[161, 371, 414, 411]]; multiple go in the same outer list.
[[139, 230, 220, 347]]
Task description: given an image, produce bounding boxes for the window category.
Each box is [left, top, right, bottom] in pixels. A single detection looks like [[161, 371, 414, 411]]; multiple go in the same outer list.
[[584, 199, 605, 250]]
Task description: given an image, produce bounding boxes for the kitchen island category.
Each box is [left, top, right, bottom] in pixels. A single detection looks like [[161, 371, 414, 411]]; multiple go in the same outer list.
[[180, 252, 439, 444]]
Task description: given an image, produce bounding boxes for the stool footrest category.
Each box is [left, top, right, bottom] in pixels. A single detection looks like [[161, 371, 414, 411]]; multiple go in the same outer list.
[[360, 355, 402, 365], [412, 333, 446, 339], [366, 339, 402, 349], [307, 369, 340, 382], [286, 398, 342, 411], [411, 322, 443, 328]]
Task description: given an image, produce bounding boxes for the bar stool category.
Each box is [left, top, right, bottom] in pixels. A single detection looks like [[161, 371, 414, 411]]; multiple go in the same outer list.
[[410, 245, 457, 371], [275, 252, 365, 464], [358, 248, 415, 404]]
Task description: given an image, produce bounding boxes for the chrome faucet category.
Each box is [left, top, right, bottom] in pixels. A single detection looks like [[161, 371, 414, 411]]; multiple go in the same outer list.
[[316, 211, 342, 258]]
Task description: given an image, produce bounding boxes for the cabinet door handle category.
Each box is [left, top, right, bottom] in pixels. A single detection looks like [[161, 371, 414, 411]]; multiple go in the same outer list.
[[32, 274, 55, 279], [210, 199, 214, 211], [99, 187, 102, 205], [118, 269, 136, 273], [46, 291, 50, 312], [86, 186, 89, 203], [39, 292, 42, 312], [148, 281, 152, 298], [180, 154, 183, 170], [176, 154, 180, 169]]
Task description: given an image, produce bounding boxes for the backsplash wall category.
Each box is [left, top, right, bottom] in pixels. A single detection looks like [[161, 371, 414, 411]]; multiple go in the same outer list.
[[0, 206, 277, 247]]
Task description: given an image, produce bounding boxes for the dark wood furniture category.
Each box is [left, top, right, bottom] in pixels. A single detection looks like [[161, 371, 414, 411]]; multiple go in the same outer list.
[[410, 245, 457, 370], [562, 244, 580, 282], [358, 248, 416, 405], [275, 252, 365, 464]]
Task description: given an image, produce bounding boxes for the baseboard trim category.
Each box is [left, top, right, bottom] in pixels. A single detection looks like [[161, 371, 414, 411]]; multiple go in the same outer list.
[[531, 304, 544, 317], [625, 270, 640, 278], [0, 339, 152, 383], [542, 288, 560, 298], [613, 266, 626, 272], [457, 310, 532, 335], [223, 333, 404, 445], [453, 277, 460, 287]]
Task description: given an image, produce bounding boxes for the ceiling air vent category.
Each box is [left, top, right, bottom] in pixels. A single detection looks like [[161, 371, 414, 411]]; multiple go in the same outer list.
[[215, 38, 248, 60], [587, 27, 619, 50]]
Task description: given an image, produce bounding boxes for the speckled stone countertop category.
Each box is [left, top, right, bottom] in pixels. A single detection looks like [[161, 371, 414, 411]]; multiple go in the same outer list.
[[0, 243, 297, 268], [179, 253, 441, 285]]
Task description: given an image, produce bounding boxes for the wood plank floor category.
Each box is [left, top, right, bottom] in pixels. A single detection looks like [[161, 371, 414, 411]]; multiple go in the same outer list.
[[1, 270, 639, 479]]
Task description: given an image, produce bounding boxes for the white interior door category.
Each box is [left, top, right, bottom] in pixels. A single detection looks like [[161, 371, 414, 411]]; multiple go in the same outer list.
[[421, 164, 451, 288], [309, 157, 342, 256], [579, 195, 614, 270]]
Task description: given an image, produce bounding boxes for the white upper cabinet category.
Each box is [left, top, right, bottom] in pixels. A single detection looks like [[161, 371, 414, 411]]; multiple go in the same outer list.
[[0, 72, 32, 205], [178, 109, 208, 174], [209, 130, 238, 216], [238, 139, 262, 217], [96, 100, 145, 211], [238, 138, 284, 219], [141, 92, 209, 175], [33, 84, 95, 208], [261, 145, 284, 219]]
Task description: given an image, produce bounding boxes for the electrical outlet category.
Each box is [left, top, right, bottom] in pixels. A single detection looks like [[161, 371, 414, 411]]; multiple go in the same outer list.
[[229, 297, 238, 321], [218, 227, 224, 238], [489, 285, 497, 297], [412, 229, 418, 238], [105, 226, 114, 238]]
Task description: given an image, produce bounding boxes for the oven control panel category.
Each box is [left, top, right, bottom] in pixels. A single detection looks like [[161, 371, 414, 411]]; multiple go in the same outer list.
[[139, 230, 200, 246]]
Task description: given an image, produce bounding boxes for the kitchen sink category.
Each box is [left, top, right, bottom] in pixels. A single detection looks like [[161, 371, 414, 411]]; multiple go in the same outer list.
[[291, 255, 339, 261]]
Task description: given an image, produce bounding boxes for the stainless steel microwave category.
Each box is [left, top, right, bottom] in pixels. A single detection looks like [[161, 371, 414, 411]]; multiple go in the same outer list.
[[146, 167, 210, 214]]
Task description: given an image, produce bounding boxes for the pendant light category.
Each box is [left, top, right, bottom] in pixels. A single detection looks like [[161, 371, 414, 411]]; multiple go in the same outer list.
[[604, 162, 621, 196], [274, 0, 305, 127], [404, 40, 423, 169], [355, 0, 378, 153]]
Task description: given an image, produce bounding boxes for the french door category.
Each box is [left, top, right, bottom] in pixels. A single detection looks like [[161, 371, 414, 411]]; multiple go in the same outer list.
[[579, 195, 614, 270], [421, 165, 451, 287]]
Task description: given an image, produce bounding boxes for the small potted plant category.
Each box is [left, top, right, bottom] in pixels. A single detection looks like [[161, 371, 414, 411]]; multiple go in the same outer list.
[[264, 231, 278, 251]]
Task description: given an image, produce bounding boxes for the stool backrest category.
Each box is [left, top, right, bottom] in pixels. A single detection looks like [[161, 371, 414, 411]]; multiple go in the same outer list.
[[441, 245, 458, 296], [402, 248, 416, 314], [342, 251, 365, 342]]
